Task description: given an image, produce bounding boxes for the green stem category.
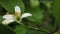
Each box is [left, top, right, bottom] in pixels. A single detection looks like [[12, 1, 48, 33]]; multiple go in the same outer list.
[[19, 23, 48, 33]]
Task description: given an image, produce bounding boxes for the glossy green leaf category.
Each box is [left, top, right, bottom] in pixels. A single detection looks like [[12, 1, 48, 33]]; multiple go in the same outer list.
[[0, 0, 25, 13], [25, 7, 44, 24]]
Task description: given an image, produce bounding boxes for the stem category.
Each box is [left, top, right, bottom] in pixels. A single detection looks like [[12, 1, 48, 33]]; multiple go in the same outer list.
[[19, 23, 48, 33]]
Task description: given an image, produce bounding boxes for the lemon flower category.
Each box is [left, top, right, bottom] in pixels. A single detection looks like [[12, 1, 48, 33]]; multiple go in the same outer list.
[[2, 6, 32, 25]]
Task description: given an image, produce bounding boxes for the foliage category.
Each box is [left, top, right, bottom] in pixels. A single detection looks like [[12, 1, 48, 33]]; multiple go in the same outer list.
[[0, 0, 60, 34]]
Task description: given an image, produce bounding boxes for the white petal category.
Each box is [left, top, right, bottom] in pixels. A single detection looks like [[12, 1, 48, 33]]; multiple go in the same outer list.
[[15, 6, 21, 14], [3, 14, 14, 19], [21, 13, 32, 18], [2, 18, 15, 25]]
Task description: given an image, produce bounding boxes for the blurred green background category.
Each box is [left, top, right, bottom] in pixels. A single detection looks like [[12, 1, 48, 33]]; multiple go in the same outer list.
[[0, 0, 60, 34]]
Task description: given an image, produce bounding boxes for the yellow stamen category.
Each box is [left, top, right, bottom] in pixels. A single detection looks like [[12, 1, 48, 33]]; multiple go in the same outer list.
[[14, 12, 17, 16], [6, 12, 9, 15], [14, 11, 20, 16]]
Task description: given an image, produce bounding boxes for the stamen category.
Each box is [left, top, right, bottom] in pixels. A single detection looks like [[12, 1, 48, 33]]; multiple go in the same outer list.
[[6, 12, 9, 15]]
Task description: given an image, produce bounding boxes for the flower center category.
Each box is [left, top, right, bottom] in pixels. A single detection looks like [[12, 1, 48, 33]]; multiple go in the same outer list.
[[16, 16, 20, 21], [15, 16, 21, 23]]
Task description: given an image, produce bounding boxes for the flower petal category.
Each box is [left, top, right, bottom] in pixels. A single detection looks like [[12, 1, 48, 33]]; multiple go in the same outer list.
[[2, 18, 15, 25], [3, 14, 14, 19], [15, 6, 21, 16], [21, 13, 32, 18]]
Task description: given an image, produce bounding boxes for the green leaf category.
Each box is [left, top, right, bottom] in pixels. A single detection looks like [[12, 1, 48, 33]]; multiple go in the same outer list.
[[53, 0, 60, 27], [0, 16, 4, 23], [0, 24, 15, 34], [13, 24, 26, 34], [26, 29, 48, 34], [25, 7, 44, 24], [39, 25, 57, 33], [0, 5, 6, 15], [0, 0, 25, 13]]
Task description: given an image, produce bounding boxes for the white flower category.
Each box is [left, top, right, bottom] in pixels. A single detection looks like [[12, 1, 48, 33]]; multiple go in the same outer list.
[[2, 6, 32, 25]]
